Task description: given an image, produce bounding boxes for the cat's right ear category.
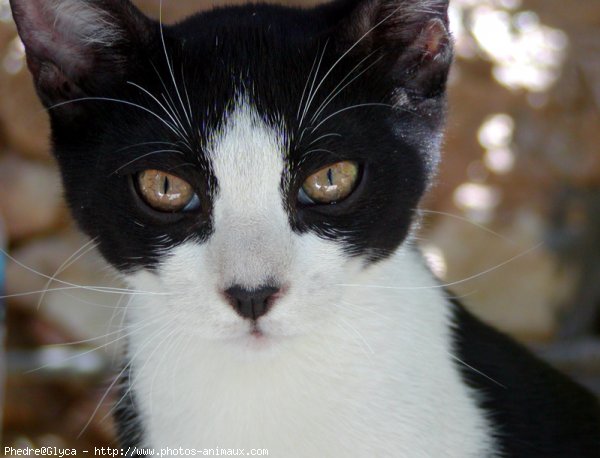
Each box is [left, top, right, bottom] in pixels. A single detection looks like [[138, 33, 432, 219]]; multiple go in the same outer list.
[[326, 0, 453, 99], [9, 0, 154, 109]]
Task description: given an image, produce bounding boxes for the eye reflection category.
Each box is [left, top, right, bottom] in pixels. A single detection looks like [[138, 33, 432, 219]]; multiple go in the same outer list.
[[136, 169, 198, 212], [301, 161, 359, 204]]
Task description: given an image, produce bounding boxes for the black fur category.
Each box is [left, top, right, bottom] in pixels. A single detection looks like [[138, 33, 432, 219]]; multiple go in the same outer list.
[[113, 366, 146, 456], [11, 0, 451, 269], [10, 0, 600, 454], [453, 300, 600, 456]]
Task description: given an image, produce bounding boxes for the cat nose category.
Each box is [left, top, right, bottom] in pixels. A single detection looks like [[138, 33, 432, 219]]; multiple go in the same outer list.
[[224, 284, 281, 320]]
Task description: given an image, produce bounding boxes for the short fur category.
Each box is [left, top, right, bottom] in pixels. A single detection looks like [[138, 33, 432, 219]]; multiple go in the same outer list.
[[10, 0, 600, 456]]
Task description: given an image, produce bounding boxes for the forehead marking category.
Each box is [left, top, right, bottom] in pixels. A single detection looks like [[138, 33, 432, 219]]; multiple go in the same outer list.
[[204, 101, 294, 287], [207, 101, 288, 214]]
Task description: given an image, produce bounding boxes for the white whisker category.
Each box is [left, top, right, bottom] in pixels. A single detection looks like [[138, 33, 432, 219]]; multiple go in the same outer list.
[[111, 148, 185, 175], [309, 51, 383, 125], [36, 237, 99, 311], [336, 242, 544, 291], [180, 61, 195, 127], [2, 248, 170, 296], [310, 103, 393, 134], [47, 97, 182, 138], [297, 43, 323, 121], [29, 313, 166, 376], [127, 81, 187, 138], [308, 133, 343, 146], [147, 327, 180, 415], [79, 317, 171, 436], [114, 141, 181, 152], [44, 318, 140, 348], [102, 320, 174, 423], [298, 40, 329, 133], [299, 5, 405, 130], [336, 318, 375, 357], [447, 353, 506, 389], [159, 1, 193, 130], [419, 209, 517, 245]]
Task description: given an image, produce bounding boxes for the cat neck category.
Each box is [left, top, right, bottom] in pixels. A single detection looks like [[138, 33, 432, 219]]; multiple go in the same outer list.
[[123, 246, 495, 456]]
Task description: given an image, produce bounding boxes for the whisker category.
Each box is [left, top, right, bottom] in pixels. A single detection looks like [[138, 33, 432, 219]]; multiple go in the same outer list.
[[28, 313, 166, 376], [158, 1, 193, 130], [147, 327, 180, 415], [310, 103, 393, 134], [103, 324, 177, 422], [47, 289, 146, 310], [47, 97, 182, 138], [336, 242, 544, 291], [36, 237, 99, 311], [111, 149, 185, 175], [43, 319, 142, 348], [1, 286, 167, 299], [309, 51, 383, 125], [108, 295, 135, 367], [297, 42, 323, 120], [113, 141, 181, 154], [298, 148, 337, 167], [101, 320, 174, 423], [336, 318, 375, 357], [147, 64, 194, 155], [419, 209, 517, 245], [170, 332, 193, 405], [302, 148, 336, 156], [308, 133, 343, 146], [161, 92, 186, 132], [150, 61, 185, 133], [78, 366, 125, 437], [180, 61, 195, 127], [337, 299, 390, 320], [299, 5, 405, 129], [78, 318, 171, 437], [127, 81, 187, 137], [447, 352, 506, 389], [2, 248, 170, 296], [298, 40, 329, 133]]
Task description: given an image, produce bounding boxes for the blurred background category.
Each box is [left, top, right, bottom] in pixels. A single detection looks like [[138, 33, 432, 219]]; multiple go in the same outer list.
[[0, 0, 599, 451]]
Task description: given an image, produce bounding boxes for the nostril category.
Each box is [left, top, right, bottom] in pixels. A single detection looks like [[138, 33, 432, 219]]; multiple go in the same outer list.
[[224, 284, 281, 320]]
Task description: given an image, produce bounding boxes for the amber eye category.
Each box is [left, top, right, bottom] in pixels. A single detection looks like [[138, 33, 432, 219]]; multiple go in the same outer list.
[[136, 169, 198, 213], [300, 161, 360, 204]]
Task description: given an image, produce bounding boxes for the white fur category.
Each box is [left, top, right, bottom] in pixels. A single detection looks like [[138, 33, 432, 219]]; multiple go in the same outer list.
[[50, 0, 122, 46], [18, 0, 122, 51], [124, 102, 497, 456]]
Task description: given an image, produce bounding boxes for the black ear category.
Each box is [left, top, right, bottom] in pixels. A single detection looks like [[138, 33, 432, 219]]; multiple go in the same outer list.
[[331, 0, 452, 99], [9, 0, 154, 108]]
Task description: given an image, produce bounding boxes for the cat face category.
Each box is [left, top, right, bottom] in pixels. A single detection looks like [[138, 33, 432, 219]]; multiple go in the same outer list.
[[11, 0, 452, 341]]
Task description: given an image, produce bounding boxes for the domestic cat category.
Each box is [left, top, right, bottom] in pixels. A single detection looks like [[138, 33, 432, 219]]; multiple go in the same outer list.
[[10, 0, 600, 456]]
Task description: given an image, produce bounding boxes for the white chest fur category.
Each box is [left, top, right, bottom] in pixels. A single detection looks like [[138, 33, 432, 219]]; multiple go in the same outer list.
[[125, 249, 496, 457]]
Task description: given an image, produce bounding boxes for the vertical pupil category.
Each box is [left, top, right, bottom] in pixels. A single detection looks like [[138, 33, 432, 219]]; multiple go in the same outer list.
[[163, 176, 170, 195], [327, 168, 333, 186]]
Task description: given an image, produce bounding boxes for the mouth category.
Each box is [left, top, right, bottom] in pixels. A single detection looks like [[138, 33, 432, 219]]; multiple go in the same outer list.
[[250, 322, 266, 339], [231, 322, 277, 354]]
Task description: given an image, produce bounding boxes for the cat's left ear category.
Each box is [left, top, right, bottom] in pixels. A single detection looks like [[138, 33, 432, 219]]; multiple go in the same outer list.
[[330, 0, 452, 98], [9, 0, 154, 108]]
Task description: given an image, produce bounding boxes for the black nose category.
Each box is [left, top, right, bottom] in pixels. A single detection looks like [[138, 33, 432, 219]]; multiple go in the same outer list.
[[224, 285, 280, 320]]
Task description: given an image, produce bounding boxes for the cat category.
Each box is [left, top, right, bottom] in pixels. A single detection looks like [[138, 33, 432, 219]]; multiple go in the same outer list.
[[10, 0, 600, 456]]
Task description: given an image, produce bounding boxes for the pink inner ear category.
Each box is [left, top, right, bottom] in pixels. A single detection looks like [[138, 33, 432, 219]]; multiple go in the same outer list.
[[11, 0, 120, 75], [419, 19, 449, 60]]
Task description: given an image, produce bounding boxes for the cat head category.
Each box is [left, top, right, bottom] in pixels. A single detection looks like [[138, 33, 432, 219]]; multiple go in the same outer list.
[[11, 0, 452, 342]]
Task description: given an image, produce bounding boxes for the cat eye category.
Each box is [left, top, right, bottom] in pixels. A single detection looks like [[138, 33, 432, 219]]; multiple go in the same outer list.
[[300, 161, 360, 205], [136, 169, 199, 213]]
